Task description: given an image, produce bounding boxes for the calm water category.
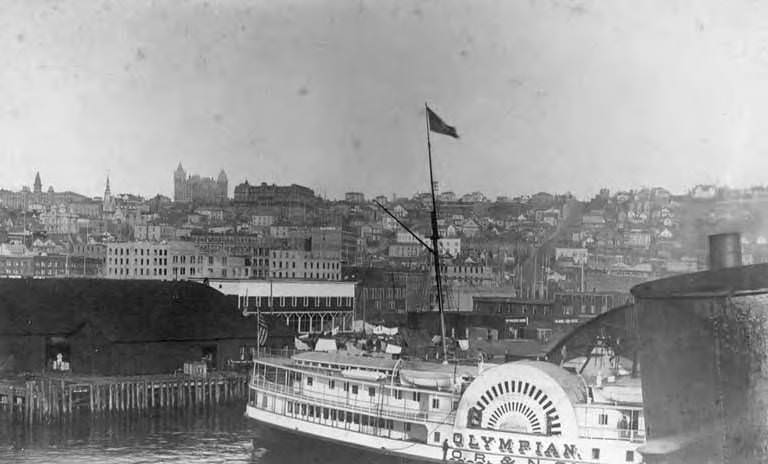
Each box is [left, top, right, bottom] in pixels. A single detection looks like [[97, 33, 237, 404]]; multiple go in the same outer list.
[[0, 403, 415, 464]]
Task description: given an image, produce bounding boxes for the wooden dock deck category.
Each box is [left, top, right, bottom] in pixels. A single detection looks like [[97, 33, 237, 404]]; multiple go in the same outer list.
[[0, 370, 249, 424]]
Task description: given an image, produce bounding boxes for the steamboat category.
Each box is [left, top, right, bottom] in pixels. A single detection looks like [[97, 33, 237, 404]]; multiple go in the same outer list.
[[246, 350, 644, 463], [244, 106, 645, 463]]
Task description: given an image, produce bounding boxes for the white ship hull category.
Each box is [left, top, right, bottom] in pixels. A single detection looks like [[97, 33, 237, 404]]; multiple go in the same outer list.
[[246, 404, 639, 463], [245, 356, 645, 464], [247, 405, 442, 462]]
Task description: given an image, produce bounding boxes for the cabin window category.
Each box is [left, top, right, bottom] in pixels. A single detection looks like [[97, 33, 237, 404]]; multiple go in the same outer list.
[[331, 409, 337, 421], [368, 387, 376, 397], [307, 377, 313, 386], [301, 404, 307, 415], [329, 380, 335, 389], [433, 432, 441, 443], [387, 419, 394, 429], [346, 412, 353, 423], [353, 414, 360, 424], [352, 385, 358, 395], [287, 402, 293, 414], [432, 398, 440, 409], [344, 382, 349, 392], [308, 405, 314, 417], [592, 449, 600, 460], [413, 392, 420, 401], [393, 389, 402, 400], [323, 408, 329, 419], [261, 395, 268, 408], [405, 423, 411, 432], [598, 413, 608, 425], [625, 451, 634, 462]]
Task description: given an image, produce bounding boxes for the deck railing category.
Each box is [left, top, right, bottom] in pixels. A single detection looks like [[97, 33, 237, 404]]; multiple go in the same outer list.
[[250, 375, 456, 425], [578, 426, 645, 443]]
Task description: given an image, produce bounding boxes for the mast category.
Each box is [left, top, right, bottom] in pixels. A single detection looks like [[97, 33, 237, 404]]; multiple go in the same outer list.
[[425, 103, 449, 364]]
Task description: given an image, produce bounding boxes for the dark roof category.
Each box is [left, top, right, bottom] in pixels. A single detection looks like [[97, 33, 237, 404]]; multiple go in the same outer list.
[[631, 263, 768, 299], [0, 278, 267, 342]]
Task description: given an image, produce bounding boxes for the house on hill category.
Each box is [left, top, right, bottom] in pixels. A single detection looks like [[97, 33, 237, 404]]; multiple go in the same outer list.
[[0, 279, 292, 376]]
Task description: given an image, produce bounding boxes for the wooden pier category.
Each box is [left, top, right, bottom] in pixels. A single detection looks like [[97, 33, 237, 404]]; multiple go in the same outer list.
[[0, 371, 249, 424]]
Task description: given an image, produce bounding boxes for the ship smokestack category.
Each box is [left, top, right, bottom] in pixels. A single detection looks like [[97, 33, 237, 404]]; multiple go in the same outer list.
[[708, 232, 742, 270]]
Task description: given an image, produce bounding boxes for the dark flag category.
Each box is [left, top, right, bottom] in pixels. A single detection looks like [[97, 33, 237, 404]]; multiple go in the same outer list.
[[257, 313, 268, 347], [427, 106, 459, 139]]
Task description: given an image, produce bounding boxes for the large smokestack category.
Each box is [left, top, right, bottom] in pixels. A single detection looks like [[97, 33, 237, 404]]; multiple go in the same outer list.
[[708, 232, 742, 270]]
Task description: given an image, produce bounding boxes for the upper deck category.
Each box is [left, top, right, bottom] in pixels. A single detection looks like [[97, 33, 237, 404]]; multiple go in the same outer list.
[[248, 356, 645, 443]]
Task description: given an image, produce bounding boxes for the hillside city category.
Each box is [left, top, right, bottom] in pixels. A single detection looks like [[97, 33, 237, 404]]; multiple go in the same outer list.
[[1, 164, 765, 342]]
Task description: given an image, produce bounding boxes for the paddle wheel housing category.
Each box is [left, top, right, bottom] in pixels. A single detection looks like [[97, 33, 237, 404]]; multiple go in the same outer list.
[[454, 361, 587, 439]]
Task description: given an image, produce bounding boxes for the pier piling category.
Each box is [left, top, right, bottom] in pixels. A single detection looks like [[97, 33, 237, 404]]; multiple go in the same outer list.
[[0, 371, 248, 424]]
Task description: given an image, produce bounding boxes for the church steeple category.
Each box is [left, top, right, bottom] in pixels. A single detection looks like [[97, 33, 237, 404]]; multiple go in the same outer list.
[[33, 172, 42, 193], [103, 176, 114, 213]]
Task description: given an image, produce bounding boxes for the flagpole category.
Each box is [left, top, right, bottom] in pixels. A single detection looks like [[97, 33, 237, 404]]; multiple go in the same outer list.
[[425, 102, 449, 365]]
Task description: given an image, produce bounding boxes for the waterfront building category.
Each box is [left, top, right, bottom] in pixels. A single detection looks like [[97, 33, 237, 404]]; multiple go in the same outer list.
[[173, 163, 228, 203], [204, 278, 355, 334], [0, 278, 275, 375]]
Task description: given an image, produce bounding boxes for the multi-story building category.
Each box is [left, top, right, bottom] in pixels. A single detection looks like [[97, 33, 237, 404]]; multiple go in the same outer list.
[[344, 192, 365, 203], [105, 241, 174, 279], [0, 242, 34, 277], [133, 224, 178, 241], [173, 163, 228, 204], [269, 249, 341, 280], [32, 254, 102, 278], [187, 232, 269, 256], [105, 240, 263, 280], [39, 204, 80, 234], [233, 182, 318, 216], [251, 215, 275, 227], [438, 262, 496, 287], [69, 201, 103, 218], [0, 172, 90, 211], [393, 231, 461, 257]]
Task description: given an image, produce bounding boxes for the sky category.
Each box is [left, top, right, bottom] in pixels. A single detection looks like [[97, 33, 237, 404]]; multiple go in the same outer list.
[[2, 0, 768, 201]]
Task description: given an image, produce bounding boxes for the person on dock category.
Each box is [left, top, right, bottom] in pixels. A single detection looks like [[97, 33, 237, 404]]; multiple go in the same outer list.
[[442, 439, 450, 463]]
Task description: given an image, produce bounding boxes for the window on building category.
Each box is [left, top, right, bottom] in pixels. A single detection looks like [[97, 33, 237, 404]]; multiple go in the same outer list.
[[368, 387, 376, 397], [329, 380, 335, 389], [307, 377, 313, 386], [598, 413, 608, 425], [412, 392, 420, 401], [351, 385, 358, 395], [432, 398, 440, 409]]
